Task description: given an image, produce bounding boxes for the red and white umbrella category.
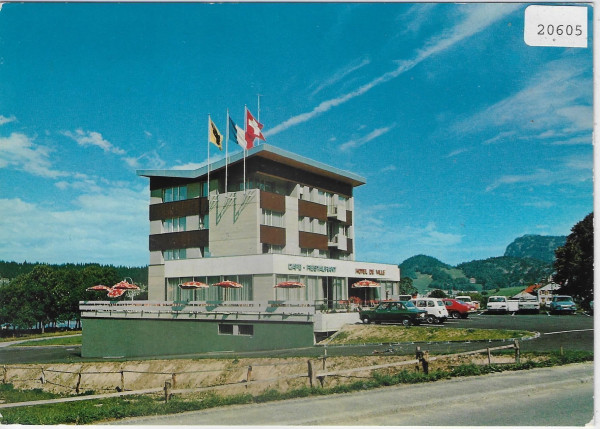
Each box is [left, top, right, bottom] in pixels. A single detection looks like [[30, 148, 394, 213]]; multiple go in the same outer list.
[[86, 285, 111, 292], [112, 280, 140, 290], [274, 281, 305, 288], [179, 281, 209, 289], [107, 288, 127, 298], [352, 280, 380, 288], [213, 280, 243, 289]]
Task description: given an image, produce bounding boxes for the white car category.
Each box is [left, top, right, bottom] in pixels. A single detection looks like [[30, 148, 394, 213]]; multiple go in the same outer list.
[[411, 298, 449, 324], [455, 295, 480, 310], [487, 296, 519, 313]]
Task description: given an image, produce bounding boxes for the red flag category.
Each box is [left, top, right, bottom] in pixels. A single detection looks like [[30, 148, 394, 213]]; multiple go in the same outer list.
[[245, 109, 265, 149]]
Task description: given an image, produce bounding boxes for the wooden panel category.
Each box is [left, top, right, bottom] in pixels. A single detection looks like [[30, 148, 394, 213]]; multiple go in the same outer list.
[[260, 191, 286, 212], [260, 225, 286, 246], [149, 198, 207, 221], [298, 200, 327, 220], [299, 232, 328, 250], [149, 230, 209, 251]]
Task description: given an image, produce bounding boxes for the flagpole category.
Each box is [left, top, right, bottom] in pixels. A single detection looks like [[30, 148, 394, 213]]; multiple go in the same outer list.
[[257, 94, 262, 146], [207, 114, 211, 198], [225, 109, 229, 194], [243, 105, 247, 193]]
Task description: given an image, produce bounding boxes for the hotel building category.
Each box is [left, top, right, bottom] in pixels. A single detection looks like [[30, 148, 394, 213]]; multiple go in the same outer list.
[[80, 144, 401, 358], [138, 144, 400, 306]]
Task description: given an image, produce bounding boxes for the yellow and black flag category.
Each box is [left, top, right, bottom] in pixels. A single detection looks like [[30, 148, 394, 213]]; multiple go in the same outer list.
[[208, 117, 223, 150]]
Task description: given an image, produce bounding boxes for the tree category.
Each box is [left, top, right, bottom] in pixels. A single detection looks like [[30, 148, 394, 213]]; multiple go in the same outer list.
[[554, 213, 593, 308], [398, 277, 417, 296], [429, 289, 447, 298]]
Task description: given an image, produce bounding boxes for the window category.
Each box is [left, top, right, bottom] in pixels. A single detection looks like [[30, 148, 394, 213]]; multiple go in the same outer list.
[[218, 324, 253, 336], [301, 248, 313, 257], [262, 209, 284, 228], [238, 325, 254, 336], [263, 244, 283, 254], [218, 324, 234, 335], [164, 248, 187, 261], [163, 185, 188, 202], [199, 214, 209, 230], [299, 217, 326, 234], [163, 217, 186, 233]]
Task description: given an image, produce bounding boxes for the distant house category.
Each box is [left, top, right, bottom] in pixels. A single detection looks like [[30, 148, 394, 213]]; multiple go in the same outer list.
[[537, 282, 562, 307]]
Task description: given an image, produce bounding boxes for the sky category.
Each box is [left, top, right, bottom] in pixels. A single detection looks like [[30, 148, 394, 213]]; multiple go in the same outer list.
[[0, 2, 594, 268]]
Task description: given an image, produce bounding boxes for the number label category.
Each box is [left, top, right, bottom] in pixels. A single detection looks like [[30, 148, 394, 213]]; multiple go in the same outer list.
[[524, 6, 587, 48]]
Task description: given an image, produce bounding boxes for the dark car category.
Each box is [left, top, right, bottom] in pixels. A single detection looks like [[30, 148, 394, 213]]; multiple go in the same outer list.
[[443, 298, 472, 319], [359, 301, 426, 326]]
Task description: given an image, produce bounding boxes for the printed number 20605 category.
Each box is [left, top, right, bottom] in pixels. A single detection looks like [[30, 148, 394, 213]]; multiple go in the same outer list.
[[537, 24, 582, 36]]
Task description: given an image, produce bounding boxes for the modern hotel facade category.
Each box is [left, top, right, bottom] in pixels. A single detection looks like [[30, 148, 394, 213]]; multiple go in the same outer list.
[[80, 144, 401, 358], [138, 144, 400, 307]]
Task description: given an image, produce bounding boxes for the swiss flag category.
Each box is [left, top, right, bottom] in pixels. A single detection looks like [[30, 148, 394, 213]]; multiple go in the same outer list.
[[245, 109, 266, 149]]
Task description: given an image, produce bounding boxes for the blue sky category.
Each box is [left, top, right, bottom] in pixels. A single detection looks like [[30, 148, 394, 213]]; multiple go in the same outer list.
[[0, 3, 593, 267]]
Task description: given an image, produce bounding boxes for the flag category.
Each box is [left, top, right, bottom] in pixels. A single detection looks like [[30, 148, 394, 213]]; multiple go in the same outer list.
[[245, 108, 265, 149], [208, 117, 223, 150], [229, 117, 248, 150]]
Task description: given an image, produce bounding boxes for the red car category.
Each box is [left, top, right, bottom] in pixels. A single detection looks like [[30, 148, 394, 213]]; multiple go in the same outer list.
[[443, 298, 474, 319]]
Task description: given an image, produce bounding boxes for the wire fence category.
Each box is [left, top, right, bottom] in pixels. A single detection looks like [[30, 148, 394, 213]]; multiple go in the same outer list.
[[0, 340, 522, 409]]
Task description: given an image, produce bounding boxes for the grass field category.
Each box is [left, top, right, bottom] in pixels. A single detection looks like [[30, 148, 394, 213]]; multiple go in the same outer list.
[[326, 325, 533, 345], [14, 335, 82, 347], [0, 331, 81, 343]]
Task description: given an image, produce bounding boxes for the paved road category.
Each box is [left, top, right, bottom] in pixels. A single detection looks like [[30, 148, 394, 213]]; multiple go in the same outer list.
[[114, 362, 594, 426]]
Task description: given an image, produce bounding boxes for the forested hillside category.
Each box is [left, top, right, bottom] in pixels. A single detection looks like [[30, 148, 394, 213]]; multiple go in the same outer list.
[[0, 261, 147, 285], [504, 234, 566, 262], [456, 256, 553, 290]]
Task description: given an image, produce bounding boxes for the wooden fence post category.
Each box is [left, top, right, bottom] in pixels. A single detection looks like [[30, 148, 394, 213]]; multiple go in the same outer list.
[[171, 373, 177, 390], [246, 366, 252, 384], [514, 340, 520, 364], [421, 351, 429, 374], [2, 365, 7, 384], [120, 370, 125, 392], [40, 367, 46, 385], [415, 346, 422, 372], [164, 380, 172, 403], [75, 372, 82, 394], [487, 348, 492, 366], [307, 360, 316, 388]]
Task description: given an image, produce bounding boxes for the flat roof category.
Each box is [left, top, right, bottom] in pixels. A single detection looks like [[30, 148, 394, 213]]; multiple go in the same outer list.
[[137, 144, 366, 187]]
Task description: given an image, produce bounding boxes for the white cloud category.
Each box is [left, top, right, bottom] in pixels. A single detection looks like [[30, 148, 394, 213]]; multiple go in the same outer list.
[[265, 4, 520, 137], [0, 132, 68, 179], [309, 57, 371, 97], [453, 58, 592, 140], [0, 187, 149, 265], [486, 153, 592, 192], [63, 129, 126, 155], [0, 115, 16, 126], [482, 131, 517, 145], [446, 147, 470, 158], [380, 165, 397, 173], [124, 150, 166, 170], [172, 162, 203, 170], [339, 125, 395, 152]]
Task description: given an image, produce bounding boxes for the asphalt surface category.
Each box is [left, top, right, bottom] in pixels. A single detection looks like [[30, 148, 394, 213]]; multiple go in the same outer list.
[[113, 361, 594, 426], [0, 313, 592, 363]]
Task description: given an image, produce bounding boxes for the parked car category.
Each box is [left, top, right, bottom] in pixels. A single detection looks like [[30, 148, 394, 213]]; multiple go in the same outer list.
[[443, 298, 472, 319], [359, 301, 426, 326], [486, 296, 519, 313], [518, 297, 540, 313], [549, 295, 577, 314], [411, 298, 448, 324], [455, 295, 480, 310]]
